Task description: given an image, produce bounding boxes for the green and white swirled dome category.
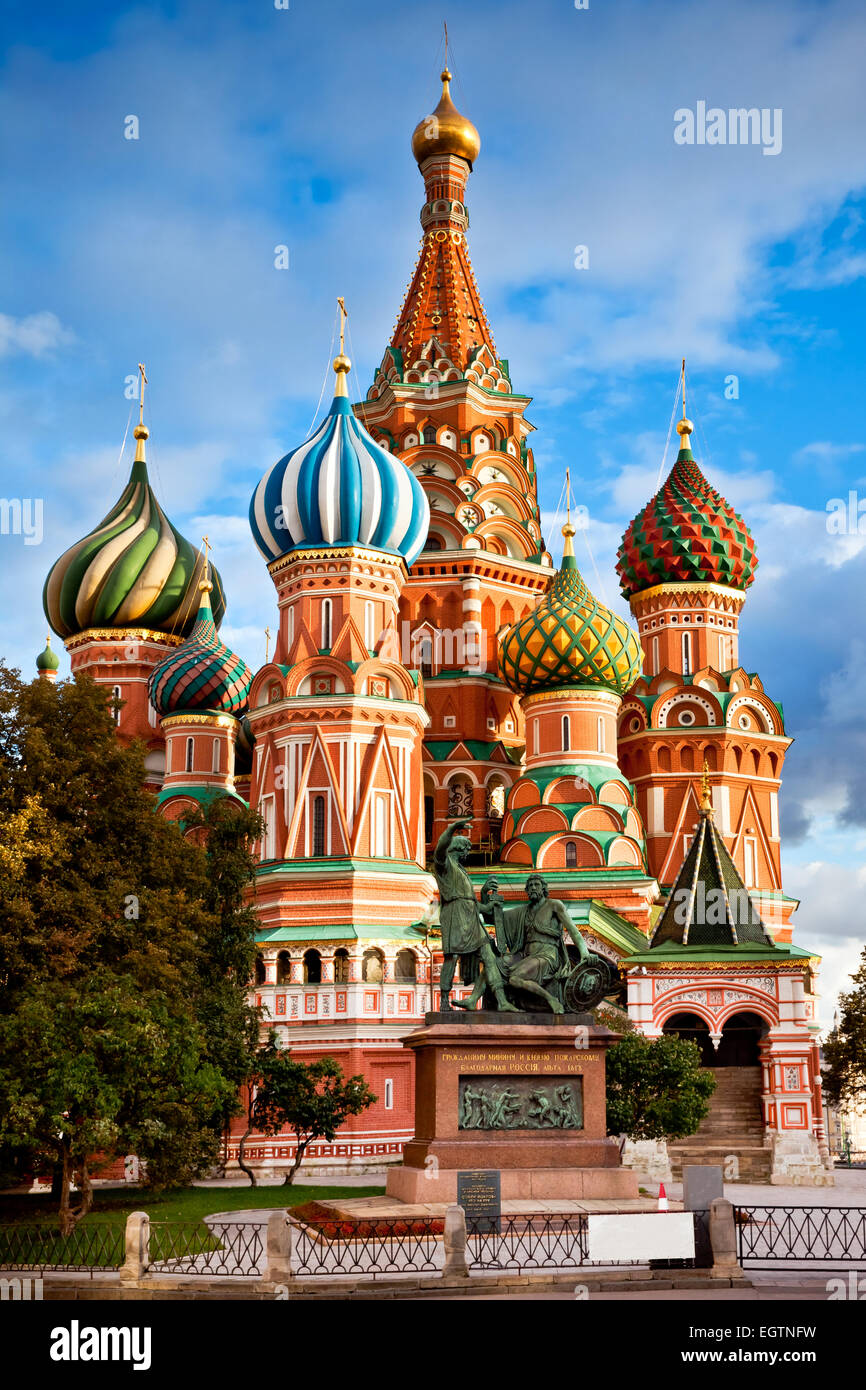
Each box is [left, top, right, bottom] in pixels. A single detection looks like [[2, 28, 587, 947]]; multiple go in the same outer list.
[[43, 423, 226, 640]]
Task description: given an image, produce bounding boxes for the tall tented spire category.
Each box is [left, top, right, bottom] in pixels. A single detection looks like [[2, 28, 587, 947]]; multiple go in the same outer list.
[[384, 63, 508, 392]]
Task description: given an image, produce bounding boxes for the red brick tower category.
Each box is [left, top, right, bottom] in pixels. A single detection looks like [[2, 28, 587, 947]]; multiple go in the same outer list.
[[615, 389, 794, 940], [357, 67, 553, 859]]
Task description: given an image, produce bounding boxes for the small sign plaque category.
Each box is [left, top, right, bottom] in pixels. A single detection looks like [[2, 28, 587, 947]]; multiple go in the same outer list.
[[457, 1169, 501, 1234]]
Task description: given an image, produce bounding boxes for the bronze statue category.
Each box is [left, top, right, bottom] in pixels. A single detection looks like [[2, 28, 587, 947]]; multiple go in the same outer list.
[[497, 874, 592, 1014], [432, 818, 516, 1012]]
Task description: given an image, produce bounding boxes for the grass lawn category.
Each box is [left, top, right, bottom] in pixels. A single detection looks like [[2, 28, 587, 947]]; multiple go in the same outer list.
[[0, 1183, 385, 1229]]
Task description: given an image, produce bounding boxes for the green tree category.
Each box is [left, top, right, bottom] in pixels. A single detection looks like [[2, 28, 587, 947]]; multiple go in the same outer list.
[[823, 948, 866, 1109], [605, 1032, 716, 1141], [249, 1043, 377, 1186], [0, 664, 262, 1229]]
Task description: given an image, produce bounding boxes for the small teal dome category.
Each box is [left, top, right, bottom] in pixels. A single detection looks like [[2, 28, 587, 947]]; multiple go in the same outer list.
[[249, 357, 429, 566]]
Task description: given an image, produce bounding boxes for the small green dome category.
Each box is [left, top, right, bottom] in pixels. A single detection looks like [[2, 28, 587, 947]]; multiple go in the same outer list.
[[36, 635, 61, 671]]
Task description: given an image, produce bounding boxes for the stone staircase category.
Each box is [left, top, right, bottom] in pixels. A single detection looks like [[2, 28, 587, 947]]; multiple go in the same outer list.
[[668, 1067, 772, 1183]]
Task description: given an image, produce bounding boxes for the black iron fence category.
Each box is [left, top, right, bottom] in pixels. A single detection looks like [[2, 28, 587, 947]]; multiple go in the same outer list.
[[735, 1205, 866, 1272], [467, 1211, 588, 1271], [0, 1223, 124, 1277], [287, 1214, 441, 1278], [146, 1221, 264, 1276]]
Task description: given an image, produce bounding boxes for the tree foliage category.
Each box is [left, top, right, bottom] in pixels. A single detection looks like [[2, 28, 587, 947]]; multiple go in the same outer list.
[[605, 1032, 716, 1141], [823, 947, 866, 1108], [249, 1042, 376, 1185], [0, 664, 262, 1228]]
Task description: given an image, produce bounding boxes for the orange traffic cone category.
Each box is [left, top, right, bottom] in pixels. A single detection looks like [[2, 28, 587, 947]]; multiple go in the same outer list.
[[657, 1183, 669, 1212]]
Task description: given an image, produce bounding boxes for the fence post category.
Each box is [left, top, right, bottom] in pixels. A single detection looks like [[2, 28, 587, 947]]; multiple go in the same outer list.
[[120, 1211, 150, 1286], [265, 1212, 294, 1284], [442, 1204, 469, 1280], [708, 1198, 741, 1276]]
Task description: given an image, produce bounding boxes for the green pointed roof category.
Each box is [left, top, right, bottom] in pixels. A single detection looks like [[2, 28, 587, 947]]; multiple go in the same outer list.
[[650, 790, 773, 949]]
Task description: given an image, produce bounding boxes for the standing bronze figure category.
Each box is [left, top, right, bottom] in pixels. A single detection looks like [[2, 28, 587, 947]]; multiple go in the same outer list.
[[432, 818, 516, 1012]]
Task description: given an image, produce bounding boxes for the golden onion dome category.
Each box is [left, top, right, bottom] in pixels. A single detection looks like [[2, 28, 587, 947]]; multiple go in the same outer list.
[[411, 68, 481, 169], [499, 524, 643, 697]]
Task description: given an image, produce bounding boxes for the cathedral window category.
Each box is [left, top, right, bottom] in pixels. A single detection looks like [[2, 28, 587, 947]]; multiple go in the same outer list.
[[312, 794, 326, 857], [364, 601, 376, 651], [396, 949, 417, 982], [185, 737, 194, 773], [561, 715, 570, 751], [566, 842, 578, 870], [363, 948, 384, 983], [321, 598, 332, 649], [384, 1079, 394, 1110], [254, 954, 266, 986], [212, 739, 221, 773], [303, 949, 322, 984], [374, 792, 390, 856], [333, 948, 350, 983], [111, 685, 122, 725], [744, 837, 758, 888], [596, 717, 605, 752], [277, 951, 291, 984], [682, 632, 692, 676], [652, 637, 659, 675]]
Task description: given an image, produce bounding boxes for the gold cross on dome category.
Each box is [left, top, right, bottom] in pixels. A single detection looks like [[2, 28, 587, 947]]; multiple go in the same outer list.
[[201, 535, 210, 580], [337, 297, 347, 355], [265, 626, 271, 663], [137, 362, 148, 425]]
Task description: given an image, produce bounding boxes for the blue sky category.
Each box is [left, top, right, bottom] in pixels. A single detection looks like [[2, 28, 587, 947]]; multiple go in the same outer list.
[[1, 0, 864, 1025]]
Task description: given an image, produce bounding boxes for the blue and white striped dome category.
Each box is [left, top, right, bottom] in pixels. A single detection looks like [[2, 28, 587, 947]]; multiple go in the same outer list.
[[249, 360, 429, 567]]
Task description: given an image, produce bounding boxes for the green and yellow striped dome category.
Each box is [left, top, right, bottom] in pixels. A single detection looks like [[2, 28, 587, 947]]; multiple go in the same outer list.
[[499, 525, 643, 696], [43, 424, 226, 640]]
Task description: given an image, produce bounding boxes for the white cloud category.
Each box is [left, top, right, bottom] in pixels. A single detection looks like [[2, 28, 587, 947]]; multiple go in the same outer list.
[[0, 311, 74, 358]]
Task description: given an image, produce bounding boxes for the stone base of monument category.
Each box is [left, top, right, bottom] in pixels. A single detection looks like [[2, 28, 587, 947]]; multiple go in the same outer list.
[[385, 1014, 640, 1205]]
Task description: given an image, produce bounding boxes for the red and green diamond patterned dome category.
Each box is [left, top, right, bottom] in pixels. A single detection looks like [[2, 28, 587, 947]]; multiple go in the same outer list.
[[616, 419, 758, 599], [148, 581, 251, 717]]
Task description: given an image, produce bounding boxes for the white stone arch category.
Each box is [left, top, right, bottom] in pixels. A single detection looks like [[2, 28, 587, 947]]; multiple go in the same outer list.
[[727, 695, 775, 735], [656, 692, 719, 728]]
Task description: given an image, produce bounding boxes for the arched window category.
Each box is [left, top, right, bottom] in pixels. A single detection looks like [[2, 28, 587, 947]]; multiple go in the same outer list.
[[364, 600, 375, 651], [212, 739, 221, 774], [374, 793, 389, 857], [276, 951, 291, 984], [682, 631, 692, 676], [652, 636, 659, 676], [566, 842, 578, 870], [185, 737, 195, 773], [254, 954, 266, 986], [422, 425, 437, 444], [363, 948, 384, 983], [533, 720, 540, 755], [321, 598, 332, 649], [312, 794, 326, 857], [111, 686, 122, 726], [416, 631, 434, 679], [286, 605, 295, 650], [395, 949, 417, 982], [561, 715, 570, 751], [303, 948, 322, 984], [597, 716, 605, 753], [333, 948, 350, 984]]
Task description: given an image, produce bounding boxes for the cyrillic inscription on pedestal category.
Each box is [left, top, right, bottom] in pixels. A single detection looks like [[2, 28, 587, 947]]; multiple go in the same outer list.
[[458, 1075, 583, 1130], [457, 1169, 501, 1233]]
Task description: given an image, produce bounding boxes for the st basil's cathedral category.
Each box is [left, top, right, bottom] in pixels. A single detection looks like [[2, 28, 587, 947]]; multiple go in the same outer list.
[[38, 66, 833, 1186]]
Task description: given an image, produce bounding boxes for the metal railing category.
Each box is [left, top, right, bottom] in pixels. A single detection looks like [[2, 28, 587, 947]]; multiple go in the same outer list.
[[0, 1223, 124, 1278], [467, 1212, 589, 1271], [735, 1205, 866, 1272], [288, 1213, 442, 1278], [146, 1221, 264, 1277]]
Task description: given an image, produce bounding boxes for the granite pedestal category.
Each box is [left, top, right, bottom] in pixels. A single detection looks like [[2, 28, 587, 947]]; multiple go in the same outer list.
[[386, 1012, 639, 1204]]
